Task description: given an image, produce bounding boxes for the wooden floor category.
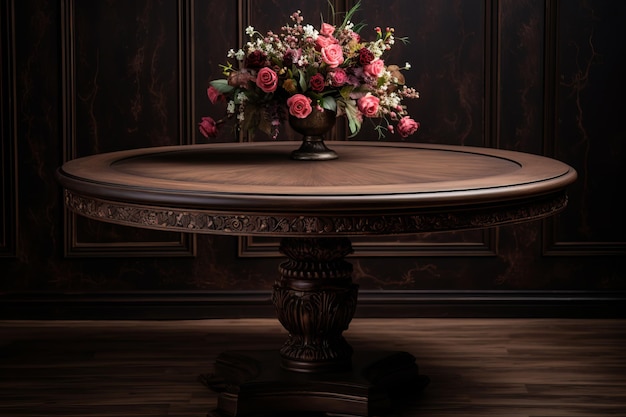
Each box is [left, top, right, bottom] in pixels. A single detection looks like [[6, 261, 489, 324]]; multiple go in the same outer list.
[[1, 318, 625, 416]]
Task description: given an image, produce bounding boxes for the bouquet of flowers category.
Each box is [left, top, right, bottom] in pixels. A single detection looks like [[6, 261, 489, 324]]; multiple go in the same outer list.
[[199, 2, 420, 141]]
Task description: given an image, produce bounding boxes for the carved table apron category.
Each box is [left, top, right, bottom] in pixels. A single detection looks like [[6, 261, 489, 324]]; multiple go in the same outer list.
[[56, 141, 577, 416]]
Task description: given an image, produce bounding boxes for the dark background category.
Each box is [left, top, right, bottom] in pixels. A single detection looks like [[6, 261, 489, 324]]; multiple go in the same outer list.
[[1, 0, 624, 318]]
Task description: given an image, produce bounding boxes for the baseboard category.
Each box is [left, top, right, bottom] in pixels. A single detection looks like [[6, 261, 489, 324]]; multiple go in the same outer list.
[[1, 290, 624, 319]]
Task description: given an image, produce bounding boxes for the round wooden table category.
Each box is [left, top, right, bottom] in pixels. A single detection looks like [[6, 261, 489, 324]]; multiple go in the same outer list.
[[57, 141, 577, 417]]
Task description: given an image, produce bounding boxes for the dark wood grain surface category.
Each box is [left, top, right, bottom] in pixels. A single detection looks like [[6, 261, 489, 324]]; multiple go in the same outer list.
[[57, 142, 576, 209], [1, 318, 624, 416], [56, 142, 577, 237]]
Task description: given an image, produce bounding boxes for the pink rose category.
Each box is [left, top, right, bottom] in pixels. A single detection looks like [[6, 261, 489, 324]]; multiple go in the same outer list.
[[357, 94, 380, 118], [320, 23, 336, 37], [315, 35, 337, 49], [207, 86, 224, 104], [321, 44, 344, 68], [287, 94, 313, 118], [256, 67, 278, 93], [198, 116, 219, 138], [364, 59, 385, 78], [329, 68, 347, 87], [397, 116, 420, 137], [283, 48, 302, 67]]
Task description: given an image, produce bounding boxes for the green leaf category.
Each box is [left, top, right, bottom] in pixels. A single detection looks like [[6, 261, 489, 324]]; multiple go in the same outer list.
[[338, 98, 361, 136], [340, 85, 354, 100], [338, 0, 362, 32], [321, 96, 337, 112], [297, 69, 308, 92], [209, 79, 234, 94]]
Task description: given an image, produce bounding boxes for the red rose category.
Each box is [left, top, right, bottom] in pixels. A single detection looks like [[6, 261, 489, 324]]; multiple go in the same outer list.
[[207, 86, 224, 104], [245, 50, 267, 68], [286, 94, 313, 118], [198, 116, 219, 138], [397, 116, 420, 137], [358, 48, 374, 65], [256, 67, 278, 93], [309, 73, 326, 92]]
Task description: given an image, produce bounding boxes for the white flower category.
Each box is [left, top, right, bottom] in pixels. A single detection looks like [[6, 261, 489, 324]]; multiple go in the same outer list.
[[370, 40, 386, 58], [405, 62, 411, 69], [302, 24, 319, 39], [227, 100, 235, 114], [228, 48, 246, 61], [245, 26, 255, 36]]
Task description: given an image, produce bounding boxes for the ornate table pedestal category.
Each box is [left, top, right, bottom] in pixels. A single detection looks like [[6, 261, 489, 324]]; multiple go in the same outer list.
[[203, 236, 429, 417], [206, 238, 427, 417], [57, 141, 577, 416]]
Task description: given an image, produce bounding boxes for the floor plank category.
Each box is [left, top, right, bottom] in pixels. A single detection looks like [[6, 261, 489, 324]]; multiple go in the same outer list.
[[1, 318, 624, 416]]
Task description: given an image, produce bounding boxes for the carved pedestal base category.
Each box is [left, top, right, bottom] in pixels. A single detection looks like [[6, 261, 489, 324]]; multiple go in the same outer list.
[[273, 237, 358, 372], [205, 350, 429, 417], [204, 237, 429, 416]]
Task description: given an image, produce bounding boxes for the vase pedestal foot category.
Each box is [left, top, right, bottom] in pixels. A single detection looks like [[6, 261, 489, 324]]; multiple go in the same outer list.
[[291, 136, 338, 161], [288, 108, 338, 161], [203, 350, 429, 417]]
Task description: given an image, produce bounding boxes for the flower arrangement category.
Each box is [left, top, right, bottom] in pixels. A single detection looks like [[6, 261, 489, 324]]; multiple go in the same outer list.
[[199, 1, 420, 141]]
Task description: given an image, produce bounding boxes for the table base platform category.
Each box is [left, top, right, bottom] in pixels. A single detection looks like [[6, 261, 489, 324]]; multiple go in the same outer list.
[[202, 350, 429, 417]]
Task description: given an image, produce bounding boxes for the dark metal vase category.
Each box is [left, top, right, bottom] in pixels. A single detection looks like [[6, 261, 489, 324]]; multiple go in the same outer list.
[[288, 109, 338, 161]]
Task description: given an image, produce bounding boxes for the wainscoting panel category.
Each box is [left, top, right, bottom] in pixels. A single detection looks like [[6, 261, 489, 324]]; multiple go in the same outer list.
[[0, 0, 623, 317], [61, 0, 195, 257]]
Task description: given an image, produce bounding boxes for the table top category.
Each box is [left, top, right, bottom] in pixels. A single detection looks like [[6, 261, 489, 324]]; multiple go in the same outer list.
[[56, 141, 577, 236]]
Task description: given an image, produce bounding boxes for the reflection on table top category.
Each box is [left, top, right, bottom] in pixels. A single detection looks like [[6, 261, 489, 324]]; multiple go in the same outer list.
[[56, 141, 577, 236]]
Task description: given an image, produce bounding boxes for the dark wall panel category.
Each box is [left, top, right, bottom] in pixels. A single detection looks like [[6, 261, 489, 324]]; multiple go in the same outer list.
[[0, 0, 624, 317], [1, 0, 18, 257], [556, 1, 626, 247]]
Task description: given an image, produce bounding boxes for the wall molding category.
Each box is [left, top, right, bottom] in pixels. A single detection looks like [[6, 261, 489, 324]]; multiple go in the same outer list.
[[239, 230, 498, 258], [0, 0, 18, 258], [65, 216, 196, 258], [1, 290, 623, 319], [543, 218, 626, 256], [59, 0, 196, 258], [541, 0, 625, 257]]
